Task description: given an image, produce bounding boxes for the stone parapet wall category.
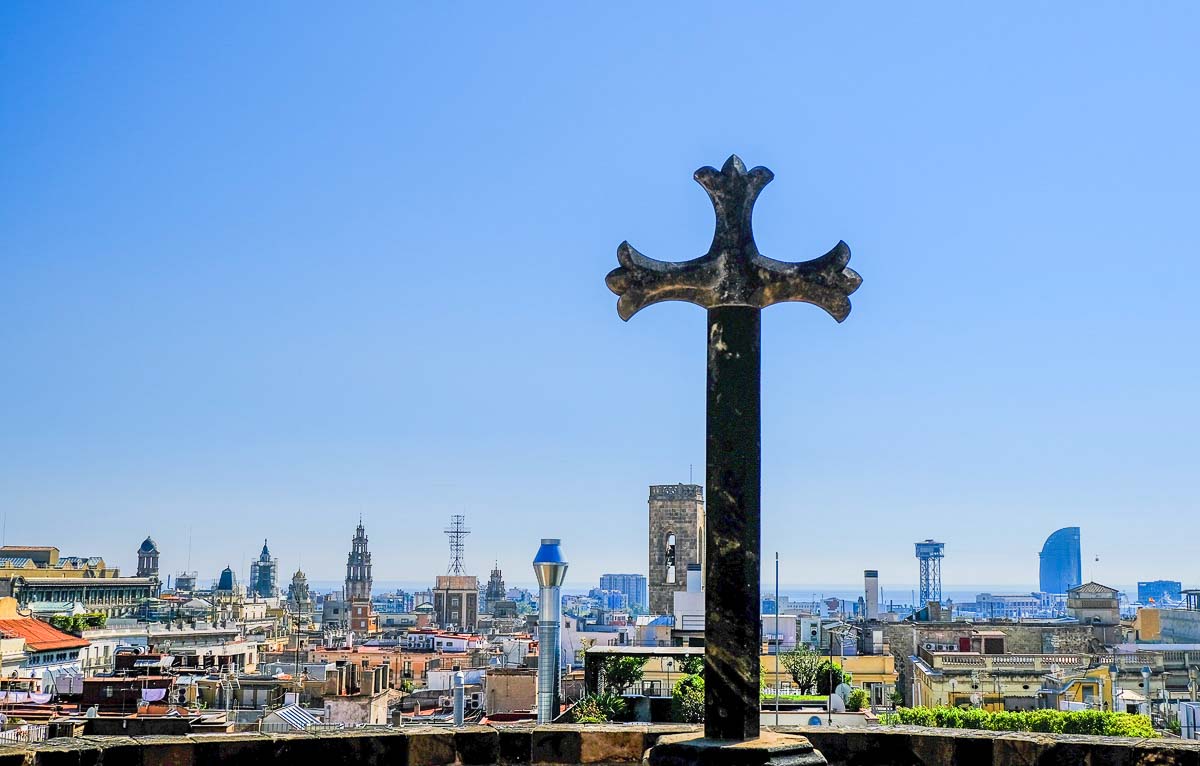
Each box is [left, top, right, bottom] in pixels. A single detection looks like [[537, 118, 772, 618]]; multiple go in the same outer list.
[[3, 724, 1200, 766]]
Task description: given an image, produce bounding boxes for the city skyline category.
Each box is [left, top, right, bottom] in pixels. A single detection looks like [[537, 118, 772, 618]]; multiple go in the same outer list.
[[3, 5, 1197, 587]]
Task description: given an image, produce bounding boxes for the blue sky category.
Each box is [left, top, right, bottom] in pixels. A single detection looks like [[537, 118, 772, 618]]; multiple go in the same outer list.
[[2, 3, 1197, 591]]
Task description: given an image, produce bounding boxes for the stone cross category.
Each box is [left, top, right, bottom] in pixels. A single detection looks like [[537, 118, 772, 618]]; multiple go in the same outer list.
[[606, 155, 861, 741]]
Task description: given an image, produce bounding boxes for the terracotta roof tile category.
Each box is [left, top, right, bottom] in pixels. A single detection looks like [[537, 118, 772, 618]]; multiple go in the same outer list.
[[0, 619, 89, 651]]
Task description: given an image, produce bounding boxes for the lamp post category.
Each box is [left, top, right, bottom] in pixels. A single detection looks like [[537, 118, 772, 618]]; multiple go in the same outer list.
[[666, 659, 674, 698], [533, 539, 568, 725]]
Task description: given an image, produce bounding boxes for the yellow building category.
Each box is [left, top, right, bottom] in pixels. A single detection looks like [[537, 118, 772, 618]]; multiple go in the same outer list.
[[0, 546, 157, 616], [911, 646, 1161, 712], [761, 652, 897, 708], [0, 547, 118, 580]]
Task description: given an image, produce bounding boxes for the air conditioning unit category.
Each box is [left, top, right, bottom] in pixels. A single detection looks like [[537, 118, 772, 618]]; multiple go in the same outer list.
[[923, 643, 937, 651], [438, 696, 452, 708]]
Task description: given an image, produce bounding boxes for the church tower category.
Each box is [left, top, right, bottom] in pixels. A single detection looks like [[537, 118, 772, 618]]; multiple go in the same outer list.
[[647, 484, 704, 615], [137, 536, 160, 580], [344, 520, 377, 634], [345, 520, 373, 601]]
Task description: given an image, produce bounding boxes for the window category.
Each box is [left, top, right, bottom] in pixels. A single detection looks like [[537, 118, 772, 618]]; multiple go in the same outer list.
[[666, 534, 677, 584]]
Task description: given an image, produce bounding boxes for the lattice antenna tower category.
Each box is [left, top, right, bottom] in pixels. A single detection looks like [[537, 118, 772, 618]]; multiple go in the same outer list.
[[445, 514, 470, 574], [915, 539, 944, 606]]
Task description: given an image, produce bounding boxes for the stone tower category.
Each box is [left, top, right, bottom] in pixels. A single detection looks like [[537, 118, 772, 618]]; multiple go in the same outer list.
[[345, 519, 373, 602], [647, 484, 705, 615], [287, 568, 313, 618], [136, 536, 160, 579], [484, 561, 506, 611]]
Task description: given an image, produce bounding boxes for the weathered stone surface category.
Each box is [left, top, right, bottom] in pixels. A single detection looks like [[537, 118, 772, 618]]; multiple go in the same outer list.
[[499, 725, 534, 764], [405, 727, 456, 766], [531, 724, 582, 764], [186, 733, 274, 766], [133, 735, 196, 766], [455, 726, 500, 765], [28, 737, 104, 766], [578, 725, 646, 763], [650, 732, 826, 766], [85, 735, 143, 766], [6, 723, 1200, 766], [605, 156, 861, 741], [605, 156, 861, 322]]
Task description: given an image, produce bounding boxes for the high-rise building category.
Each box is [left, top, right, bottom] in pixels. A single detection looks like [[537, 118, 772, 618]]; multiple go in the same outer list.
[[433, 575, 479, 631], [1038, 527, 1081, 594], [249, 539, 278, 598], [647, 484, 705, 616], [600, 573, 648, 612], [136, 536, 160, 580]]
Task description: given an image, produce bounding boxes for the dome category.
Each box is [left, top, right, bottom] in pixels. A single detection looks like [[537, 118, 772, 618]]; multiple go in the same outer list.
[[138, 536, 158, 554], [216, 565, 237, 591]]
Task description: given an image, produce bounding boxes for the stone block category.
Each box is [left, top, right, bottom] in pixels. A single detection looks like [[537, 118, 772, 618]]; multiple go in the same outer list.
[[455, 726, 500, 765], [187, 733, 274, 766], [28, 737, 104, 766], [0, 747, 25, 766], [86, 736, 143, 766], [406, 727, 456, 766], [133, 735, 196, 766], [498, 725, 534, 764], [648, 732, 826, 766], [531, 725, 582, 764], [579, 726, 646, 763]]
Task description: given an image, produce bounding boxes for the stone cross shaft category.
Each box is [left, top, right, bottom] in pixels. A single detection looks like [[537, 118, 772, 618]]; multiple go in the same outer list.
[[606, 155, 860, 742]]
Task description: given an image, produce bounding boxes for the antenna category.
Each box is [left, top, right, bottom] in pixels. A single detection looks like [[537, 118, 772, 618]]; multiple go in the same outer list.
[[445, 515, 471, 575]]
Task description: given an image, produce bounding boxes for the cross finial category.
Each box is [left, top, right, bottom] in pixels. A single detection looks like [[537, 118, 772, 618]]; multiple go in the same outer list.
[[605, 155, 862, 321]]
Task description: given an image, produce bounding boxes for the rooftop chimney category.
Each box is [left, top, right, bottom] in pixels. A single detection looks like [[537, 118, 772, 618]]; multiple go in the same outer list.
[[533, 539, 567, 724]]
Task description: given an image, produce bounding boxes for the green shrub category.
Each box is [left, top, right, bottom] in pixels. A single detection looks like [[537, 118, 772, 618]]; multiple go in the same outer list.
[[671, 674, 705, 723], [882, 706, 1157, 738], [568, 691, 627, 723], [846, 689, 868, 712]]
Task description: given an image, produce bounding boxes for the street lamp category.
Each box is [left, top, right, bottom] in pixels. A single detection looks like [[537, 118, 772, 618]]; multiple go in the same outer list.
[[665, 659, 674, 697]]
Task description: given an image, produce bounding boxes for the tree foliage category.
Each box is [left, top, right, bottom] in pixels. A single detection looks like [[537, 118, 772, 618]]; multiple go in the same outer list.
[[47, 613, 107, 635], [779, 644, 824, 694], [815, 660, 846, 696], [678, 655, 704, 676], [599, 656, 646, 695]]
